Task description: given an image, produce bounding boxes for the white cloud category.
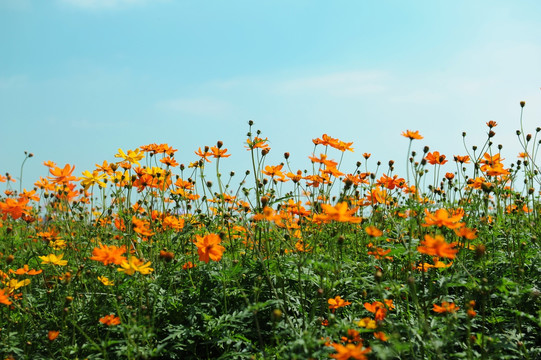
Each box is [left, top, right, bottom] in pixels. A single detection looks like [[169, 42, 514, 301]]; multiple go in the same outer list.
[[58, 0, 162, 10], [156, 97, 235, 118]]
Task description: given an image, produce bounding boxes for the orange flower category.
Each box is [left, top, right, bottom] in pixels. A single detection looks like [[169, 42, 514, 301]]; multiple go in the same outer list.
[[467, 300, 477, 318], [329, 342, 371, 360], [48, 164, 78, 184], [373, 331, 388, 341], [194, 233, 225, 263], [486, 120, 497, 128], [364, 300, 392, 321], [246, 137, 270, 150], [365, 226, 383, 237], [262, 164, 287, 181], [341, 329, 362, 344], [401, 130, 423, 140], [0, 288, 12, 306], [479, 153, 509, 176], [90, 243, 127, 265], [328, 296, 351, 312], [182, 261, 196, 270], [376, 174, 405, 190], [425, 151, 448, 165], [0, 197, 31, 220], [453, 155, 471, 164], [9, 264, 42, 276], [454, 227, 477, 240], [210, 146, 230, 158], [195, 147, 212, 162], [48, 330, 60, 341], [433, 301, 459, 314], [99, 314, 121, 326], [159, 156, 179, 167], [422, 208, 464, 229], [316, 202, 362, 223], [417, 234, 458, 259]]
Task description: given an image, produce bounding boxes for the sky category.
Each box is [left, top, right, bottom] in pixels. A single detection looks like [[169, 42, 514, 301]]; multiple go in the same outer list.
[[1, 0, 541, 191]]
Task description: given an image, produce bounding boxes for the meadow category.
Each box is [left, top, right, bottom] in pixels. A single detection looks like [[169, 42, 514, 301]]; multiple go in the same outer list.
[[0, 104, 540, 359]]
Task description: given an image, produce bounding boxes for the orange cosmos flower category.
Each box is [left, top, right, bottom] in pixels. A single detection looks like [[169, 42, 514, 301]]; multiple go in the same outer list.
[[365, 226, 383, 237], [401, 130, 423, 140], [422, 208, 464, 229], [453, 155, 471, 164], [48, 164, 78, 184], [246, 137, 270, 150], [262, 164, 287, 181], [328, 296, 351, 312], [99, 314, 121, 326], [417, 234, 458, 259], [194, 233, 225, 263], [433, 301, 459, 314], [0, 197, 31, 220], [479, 153, 509, 176], [182, 261, 196, 270], [9, 264, 42, 276], [195, 146, 212, 162], [425, 151, 448, 165], [0, 289, 12, 306], [341, 329, 362, 344], [454, 227, 477, 240], [48, 330, 60, 341], [159, 156, 179, 167], [90, 243, 127, 265], [364, 300, 391, 321], [210, 146, 230, 158], [308, 153, 338, 167], [373, 331, 388, 341], [316, 202, 362, 223], [329, 342, 371, 360], [486, 120, 497, 128]]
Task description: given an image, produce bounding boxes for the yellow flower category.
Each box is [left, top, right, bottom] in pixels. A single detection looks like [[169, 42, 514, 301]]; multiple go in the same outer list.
[[81, 170, 107, 189], [49, 239, 67, 250], [117, 257, 154, 276], [39, 253, 68, 266], [115, 148, 145, 165], [6, 278, 31, 293], [98, 276, 115, 286], [358, 317, 377, 329]]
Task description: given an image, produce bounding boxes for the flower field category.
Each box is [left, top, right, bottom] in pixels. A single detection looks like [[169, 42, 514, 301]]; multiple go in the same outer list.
[[1, 106, 540, 359]]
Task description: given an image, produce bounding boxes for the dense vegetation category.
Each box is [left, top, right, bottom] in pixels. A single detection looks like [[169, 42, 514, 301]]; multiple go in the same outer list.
[[1, 104, 540, 359]]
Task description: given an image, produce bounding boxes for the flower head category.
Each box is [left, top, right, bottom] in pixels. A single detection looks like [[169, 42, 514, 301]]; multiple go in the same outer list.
[[401, 130, 423, 140], [194, 233, 225, 263], [39, 253, 68, 266]]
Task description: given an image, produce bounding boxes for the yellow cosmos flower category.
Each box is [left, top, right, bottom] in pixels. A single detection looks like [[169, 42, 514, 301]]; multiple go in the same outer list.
[[115, 148, 145, 165], [98, 276, 115, 286], [117, 257, 153, 276], [39, 253, 68, 266], [6, 278, 31, 293], [81, 170, 107, 189]]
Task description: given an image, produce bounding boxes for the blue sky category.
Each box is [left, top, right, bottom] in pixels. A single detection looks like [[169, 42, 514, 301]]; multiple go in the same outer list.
[[1, 0, 541, 191]]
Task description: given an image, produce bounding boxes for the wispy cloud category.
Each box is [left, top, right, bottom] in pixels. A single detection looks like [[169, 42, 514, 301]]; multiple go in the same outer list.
[[58, 0, 162, 10], [156, 97, 235, 118]]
